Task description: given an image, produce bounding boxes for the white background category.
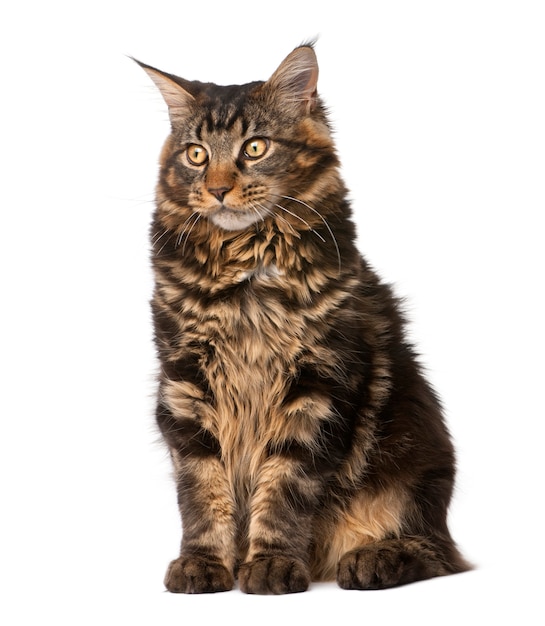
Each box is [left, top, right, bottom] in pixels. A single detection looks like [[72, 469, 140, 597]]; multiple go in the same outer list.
[[1, 1, 544, 624]]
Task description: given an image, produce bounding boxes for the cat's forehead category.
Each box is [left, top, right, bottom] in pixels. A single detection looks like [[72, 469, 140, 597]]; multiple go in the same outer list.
[[179, 81, 273, 141]]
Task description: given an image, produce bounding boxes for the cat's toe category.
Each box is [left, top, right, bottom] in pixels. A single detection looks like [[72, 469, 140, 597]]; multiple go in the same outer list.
[[337, 541, 444, 590], [337, 546, 401, 590], [239, 556, 310, 595], [164, 555, 234, 593]]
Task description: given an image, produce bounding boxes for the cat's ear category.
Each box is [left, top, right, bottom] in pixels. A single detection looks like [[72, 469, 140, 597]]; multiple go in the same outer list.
[[133, 58, 195, 124], [264, 45, 319, 114]]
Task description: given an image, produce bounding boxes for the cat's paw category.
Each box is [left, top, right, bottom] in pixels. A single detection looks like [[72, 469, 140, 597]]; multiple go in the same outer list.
[[164, 555, 234, 593], [337, 545, 406, 590], [337, 542, 438, 590], [239, 556, 310, 594]]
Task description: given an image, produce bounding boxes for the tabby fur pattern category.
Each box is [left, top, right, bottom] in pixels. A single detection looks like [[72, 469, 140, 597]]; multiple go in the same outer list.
[[136, 44, 469, 594]]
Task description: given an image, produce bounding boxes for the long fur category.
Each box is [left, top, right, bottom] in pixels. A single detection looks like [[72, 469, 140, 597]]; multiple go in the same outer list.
[[137, 44, 469, 594]]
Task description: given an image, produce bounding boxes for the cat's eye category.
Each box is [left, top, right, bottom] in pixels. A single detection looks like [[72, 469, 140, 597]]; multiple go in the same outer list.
[[186, 144, 208, 166], [242, 138, 269, 160]]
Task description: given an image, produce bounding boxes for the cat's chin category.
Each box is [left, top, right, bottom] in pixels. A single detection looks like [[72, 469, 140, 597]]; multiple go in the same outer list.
[[209, 207, 264, 231]]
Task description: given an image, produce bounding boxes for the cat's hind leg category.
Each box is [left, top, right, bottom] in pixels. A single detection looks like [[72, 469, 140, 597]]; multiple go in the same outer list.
[[336, 535, 468, 590], [313, 487, 469, 589]]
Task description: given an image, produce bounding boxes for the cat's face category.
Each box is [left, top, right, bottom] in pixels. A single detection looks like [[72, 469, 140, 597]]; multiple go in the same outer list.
[[183, 132, 272, 231], [138, 46, 338, 233], [163, 90, 293, 232]]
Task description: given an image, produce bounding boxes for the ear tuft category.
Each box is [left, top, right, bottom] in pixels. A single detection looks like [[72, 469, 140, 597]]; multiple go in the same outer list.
[[132, 58, 195, 124], [264, 45, 319, 114]]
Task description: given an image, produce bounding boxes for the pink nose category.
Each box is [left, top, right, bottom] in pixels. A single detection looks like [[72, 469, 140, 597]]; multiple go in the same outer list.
[[208, 186, 231, 202]]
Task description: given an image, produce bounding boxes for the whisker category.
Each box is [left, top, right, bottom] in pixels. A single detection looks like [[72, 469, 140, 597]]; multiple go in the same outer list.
[[152, 228, 170, 245], [178, 212, 201, 243], [248, 200, 267, 226], [153, 208, 200, 257], [152, 228, 174, 256], [268, 193, 342, 274], [269, 209, 297, 234], [279, 194, 341, 274], [256, 202, 297, 236], [179, 213, 201, 256], [271, 201, 327, 243]]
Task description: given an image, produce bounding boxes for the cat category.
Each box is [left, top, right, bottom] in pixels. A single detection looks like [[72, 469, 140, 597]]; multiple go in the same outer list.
[[135, 43, 470, 594]]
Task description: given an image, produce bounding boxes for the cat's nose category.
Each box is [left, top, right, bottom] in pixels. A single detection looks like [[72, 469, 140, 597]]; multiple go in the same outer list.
[[208, 186, 232, 202]]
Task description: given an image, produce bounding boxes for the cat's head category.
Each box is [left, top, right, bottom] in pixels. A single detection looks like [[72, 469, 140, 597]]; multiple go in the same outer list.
[[136, 45, 341, 234]]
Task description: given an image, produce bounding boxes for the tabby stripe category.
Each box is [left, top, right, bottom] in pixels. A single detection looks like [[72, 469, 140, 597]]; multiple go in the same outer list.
[[223, 107, 243, 131], [205, 110, 215, 133], [156, 406, 220, 458], [194, 119, 204, 141]]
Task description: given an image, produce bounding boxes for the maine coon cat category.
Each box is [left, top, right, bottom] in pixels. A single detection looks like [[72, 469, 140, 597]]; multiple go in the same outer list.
[[136, 44, 469, 594]]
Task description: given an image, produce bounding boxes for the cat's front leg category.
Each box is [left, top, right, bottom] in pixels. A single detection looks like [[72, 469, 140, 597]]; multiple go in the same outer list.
[[239, 454, 321, 595], [157, 398, 236, 593]]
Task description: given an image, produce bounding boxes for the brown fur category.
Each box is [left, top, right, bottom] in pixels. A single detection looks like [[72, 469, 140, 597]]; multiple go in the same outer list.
[[136, 44, 470, 594]]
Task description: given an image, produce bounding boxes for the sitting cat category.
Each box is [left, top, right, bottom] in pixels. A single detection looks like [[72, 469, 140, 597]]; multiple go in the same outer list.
[[136, 43, 469, 594]]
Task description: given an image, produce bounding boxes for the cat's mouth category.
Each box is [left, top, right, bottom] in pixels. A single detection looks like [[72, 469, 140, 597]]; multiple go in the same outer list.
[[209, 205, 267, 231]]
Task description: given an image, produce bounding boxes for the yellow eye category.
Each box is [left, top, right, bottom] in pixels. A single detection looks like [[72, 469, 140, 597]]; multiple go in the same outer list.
[[243, 138, 269, 160], [186, 144, 208, 166]]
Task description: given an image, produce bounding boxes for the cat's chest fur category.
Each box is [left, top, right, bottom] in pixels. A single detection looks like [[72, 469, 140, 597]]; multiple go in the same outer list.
[[189, 278, 301, 487], [180, 264, 344, 488], [156, 222, 357, 490]]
